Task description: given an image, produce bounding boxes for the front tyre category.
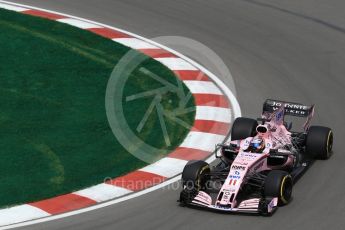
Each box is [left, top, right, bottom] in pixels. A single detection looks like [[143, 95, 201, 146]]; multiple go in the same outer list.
[[306, 126, 333, 160], [181, 160, 210, 190], [264, 170, 293, 206], [180, 161, 210, 205]]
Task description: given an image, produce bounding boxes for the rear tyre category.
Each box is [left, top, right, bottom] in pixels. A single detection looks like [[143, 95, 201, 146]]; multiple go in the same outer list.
[[231, 117, 258, 141], [264, 170, 293, 206], [306, 126, 333, 160]]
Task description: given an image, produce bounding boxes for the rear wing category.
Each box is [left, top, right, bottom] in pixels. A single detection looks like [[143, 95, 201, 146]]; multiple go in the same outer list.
[[262, 99, 315, 131]]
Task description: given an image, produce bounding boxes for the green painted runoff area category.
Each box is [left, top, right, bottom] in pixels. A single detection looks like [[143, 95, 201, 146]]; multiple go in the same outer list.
[[0, 9, 195, 208]]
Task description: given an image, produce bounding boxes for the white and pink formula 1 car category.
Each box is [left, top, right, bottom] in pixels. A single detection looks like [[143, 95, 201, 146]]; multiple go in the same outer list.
[[179, 99, 334, 215]]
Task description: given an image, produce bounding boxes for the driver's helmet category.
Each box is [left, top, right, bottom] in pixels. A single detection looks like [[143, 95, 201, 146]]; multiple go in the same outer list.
[[249, 137, 265, 153]]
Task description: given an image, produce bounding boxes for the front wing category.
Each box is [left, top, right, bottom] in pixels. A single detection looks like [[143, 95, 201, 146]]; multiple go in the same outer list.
[[182, 191, 278, 215]]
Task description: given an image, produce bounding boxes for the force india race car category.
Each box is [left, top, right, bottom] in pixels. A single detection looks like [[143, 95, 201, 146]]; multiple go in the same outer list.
[[179, 99, 334, 215]]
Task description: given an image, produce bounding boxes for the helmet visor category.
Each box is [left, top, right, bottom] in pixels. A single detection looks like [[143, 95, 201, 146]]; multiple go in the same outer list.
[[253, 142, 261, 148]]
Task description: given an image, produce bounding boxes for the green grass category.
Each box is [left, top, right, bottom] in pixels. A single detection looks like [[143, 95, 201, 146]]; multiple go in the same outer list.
[[0, 9, 195, 208]]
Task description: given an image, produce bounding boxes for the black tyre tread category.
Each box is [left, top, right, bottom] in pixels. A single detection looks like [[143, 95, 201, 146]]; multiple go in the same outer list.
[[181, 160, 210, 190], [264, 170, 293, 206], [306, 126, 333, 160], [231, 117, 258, 141]]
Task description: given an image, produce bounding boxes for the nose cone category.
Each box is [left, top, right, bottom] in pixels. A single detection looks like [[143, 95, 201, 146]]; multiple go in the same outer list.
[[217, 163, 246, 207], [217, 151, 266, 208]]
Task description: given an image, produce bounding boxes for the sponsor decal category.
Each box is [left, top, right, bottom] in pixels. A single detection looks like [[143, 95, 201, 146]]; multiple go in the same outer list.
[[234, 171, 240, 175], [270, 101, 309, 116], [267, 198, 277, 213], [228, 179, 238, 185], [240, 153, 258, 158], [271, 101, 308, 111], [196, 192, 212, 205], [197, 192, 209, 200], [272, 107, 307, 115], [231, 165, 246, 171], [223, 190, 231, 200], [268, 199, 275, 209], [286, 109, 306, 115], [222, 189, 235, 193], [214, 205, 230, 210], [224, 187, 236, 193], [229, 175, 240, 179]]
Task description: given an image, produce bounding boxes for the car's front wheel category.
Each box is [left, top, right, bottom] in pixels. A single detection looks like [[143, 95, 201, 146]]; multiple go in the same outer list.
[[181, 160, 210, 190], [264, 170, 293, 206], [180, 160, 210, 205]]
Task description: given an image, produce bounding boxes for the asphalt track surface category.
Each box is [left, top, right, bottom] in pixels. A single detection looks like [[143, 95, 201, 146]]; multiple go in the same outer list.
[[6, 0, 344, 229]]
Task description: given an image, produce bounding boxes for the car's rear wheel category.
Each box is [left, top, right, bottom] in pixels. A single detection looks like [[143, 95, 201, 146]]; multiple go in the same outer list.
[[231, 117, 258, 141], [306, 126, 333, 159], [264, 170, 293, 206]]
